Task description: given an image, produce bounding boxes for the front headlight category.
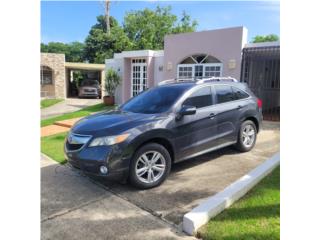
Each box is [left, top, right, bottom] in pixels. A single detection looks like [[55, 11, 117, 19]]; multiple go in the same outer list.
[[88, 133, 130, 147]]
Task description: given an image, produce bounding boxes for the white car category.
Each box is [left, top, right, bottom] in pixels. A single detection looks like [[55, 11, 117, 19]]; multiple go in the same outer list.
[[78, 80, 101, 98]]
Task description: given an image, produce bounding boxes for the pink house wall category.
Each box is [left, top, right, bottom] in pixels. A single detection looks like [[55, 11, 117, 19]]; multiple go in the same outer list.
[[123, 58, 131, 102], [163, 26, 247, 80], [147, 56, 155, 87]]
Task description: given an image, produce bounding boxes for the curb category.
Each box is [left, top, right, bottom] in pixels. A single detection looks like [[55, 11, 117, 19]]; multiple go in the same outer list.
[[183, 152, 280, 235]]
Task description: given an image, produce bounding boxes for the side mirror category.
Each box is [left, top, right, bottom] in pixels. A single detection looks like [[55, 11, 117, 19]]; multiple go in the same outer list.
[[176, 105, 196, 120]]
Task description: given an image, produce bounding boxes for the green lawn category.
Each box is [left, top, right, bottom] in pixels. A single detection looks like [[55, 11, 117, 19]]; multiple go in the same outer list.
[[198, 166, 280, 240], [41, 103, 115, 127], [41, 98, 63, 109], [41, 132, 68, 164]]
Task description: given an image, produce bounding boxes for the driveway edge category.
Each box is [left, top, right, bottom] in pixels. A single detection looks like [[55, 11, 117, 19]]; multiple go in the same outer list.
[[182, 152, 280, 235]]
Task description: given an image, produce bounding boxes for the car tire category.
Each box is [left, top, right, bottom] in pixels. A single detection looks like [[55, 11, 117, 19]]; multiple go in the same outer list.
[[129, 143, 171, 189], [235, 120, 257, 152]]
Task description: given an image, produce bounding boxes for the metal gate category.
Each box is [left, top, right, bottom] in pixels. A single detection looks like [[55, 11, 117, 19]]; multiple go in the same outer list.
[[241, 44, 280, 121]]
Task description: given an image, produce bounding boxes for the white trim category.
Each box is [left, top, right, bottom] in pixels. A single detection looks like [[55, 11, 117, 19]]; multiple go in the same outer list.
[[199, 54, 208, 64], [244, 41, 280, 48], [113, 50, 164, 59], [190, 56, 197, 64], [177, 64, 194, 79], [183, 152, 280, 235]]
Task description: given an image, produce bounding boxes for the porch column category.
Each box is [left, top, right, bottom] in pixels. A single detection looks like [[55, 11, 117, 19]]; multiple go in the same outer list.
[[101, 69, 105, 98]]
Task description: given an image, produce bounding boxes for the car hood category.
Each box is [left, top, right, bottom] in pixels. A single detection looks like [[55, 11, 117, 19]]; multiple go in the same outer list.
[[71, 110, 154, 136]]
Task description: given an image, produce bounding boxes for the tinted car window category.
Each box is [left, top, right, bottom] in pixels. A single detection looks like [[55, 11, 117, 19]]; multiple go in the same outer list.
[[215, 85, 235, 104], [232, 87, 249, 100], [183, 86, 213, 108], [121, 85, 191, 114], [81, 80, 99, 86]]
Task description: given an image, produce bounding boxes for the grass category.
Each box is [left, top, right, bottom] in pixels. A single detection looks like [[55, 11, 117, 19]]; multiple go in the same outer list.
[[41, 98, 63, 109], [41, 132, 68, 164], [198, 166, 280, 240], [41, 103, 115, 127]]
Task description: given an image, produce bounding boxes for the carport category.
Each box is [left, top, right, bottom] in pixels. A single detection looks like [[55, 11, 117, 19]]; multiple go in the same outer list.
[[65, 62, 105, 98]]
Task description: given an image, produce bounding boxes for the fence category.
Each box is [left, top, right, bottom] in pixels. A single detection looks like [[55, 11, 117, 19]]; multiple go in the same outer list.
[[241, 45, 280, 121]]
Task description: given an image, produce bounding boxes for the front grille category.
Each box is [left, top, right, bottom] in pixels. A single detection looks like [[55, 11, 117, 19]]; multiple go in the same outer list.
[[84, 89, 96, 93], [66, 141, 84, 151], [65, 133, 91, 152]]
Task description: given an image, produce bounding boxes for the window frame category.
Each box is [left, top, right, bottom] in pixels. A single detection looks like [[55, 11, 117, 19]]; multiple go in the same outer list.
[[177, 64, 194, 79], [232, 86, 250, 100], [40, 66, 54, 85], [178, 85, 215, 110], [212, 84, 251, 105], [177, 63, 223, 79]]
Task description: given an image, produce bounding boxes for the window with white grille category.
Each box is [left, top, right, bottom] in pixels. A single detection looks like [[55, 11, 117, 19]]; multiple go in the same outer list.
[[177, 54, 223, 79], [131, 59, 147, 97]]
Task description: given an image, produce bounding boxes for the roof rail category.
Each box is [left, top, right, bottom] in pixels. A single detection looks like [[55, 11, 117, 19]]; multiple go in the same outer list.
[[158, 76, 238, 86], [196, 76, 238, 84]]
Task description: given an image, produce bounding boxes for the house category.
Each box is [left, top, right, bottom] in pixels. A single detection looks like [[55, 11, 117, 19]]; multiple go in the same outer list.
[[40, 53, 105, 98], [106, 26, 280, 120], [40, 26, 280, 120], [106, 26, 248, 104]]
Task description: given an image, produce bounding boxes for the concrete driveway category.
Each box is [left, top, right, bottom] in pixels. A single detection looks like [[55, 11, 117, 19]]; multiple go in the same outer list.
[[95, 121, 280, 226], [41, 98, 101, 119], [41, 121, 279, 239]]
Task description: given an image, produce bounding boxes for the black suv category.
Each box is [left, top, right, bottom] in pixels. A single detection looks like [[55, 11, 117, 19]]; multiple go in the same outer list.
[[64, 79, 262, 189]]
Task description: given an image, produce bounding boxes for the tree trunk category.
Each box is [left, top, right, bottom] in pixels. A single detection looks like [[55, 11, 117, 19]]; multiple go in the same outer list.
[[105, 0, 110, 36]]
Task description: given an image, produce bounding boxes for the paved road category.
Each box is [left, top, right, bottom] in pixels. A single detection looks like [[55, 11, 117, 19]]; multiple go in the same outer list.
[[41, 121, 279, 239], [41, 155, 193, 240], [41, 98, 101, 119]]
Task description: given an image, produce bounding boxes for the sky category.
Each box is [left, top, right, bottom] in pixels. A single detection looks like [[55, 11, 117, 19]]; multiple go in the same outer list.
[[41, 1, 280, 44]]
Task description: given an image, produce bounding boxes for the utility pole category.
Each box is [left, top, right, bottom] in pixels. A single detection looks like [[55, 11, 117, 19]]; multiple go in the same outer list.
[[105, 0, 111, 35]]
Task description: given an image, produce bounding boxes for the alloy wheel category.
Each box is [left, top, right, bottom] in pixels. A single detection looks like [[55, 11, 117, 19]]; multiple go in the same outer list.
[[135, 151, 166, 184], [242, 124, 256, 148]]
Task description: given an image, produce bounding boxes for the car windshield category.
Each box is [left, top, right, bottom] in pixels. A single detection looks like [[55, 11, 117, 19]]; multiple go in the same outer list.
[[81, 80, 99, 86], [121, 85, 192, 114]]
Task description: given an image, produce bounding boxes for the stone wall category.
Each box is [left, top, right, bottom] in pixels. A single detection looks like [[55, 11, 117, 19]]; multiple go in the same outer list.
[[41, 53, 66, 98]]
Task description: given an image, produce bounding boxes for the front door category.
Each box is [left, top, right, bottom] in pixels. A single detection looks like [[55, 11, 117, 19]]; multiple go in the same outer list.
[[172, 86, 219, 161], [131, 59, 147, 97]]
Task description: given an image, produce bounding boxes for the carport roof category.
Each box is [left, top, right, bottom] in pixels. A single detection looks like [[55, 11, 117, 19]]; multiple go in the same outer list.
[[65, 62, 105, 70]]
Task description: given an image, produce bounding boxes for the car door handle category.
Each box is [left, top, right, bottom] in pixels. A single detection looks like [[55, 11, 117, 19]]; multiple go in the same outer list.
[[209, 113, 216, 119], [237, 105, 243, 110]]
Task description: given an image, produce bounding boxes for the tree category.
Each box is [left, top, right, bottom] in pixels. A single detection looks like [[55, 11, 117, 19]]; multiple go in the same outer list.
[[84, 16, 132, 63], [40, 41, 85, 62], [123, 6, 197, 50], [172, 11, 198, 34], [41, 5, 198, 63], [41, 42, 68, 54], [252, 34, 279, 43], [66, 42, 85, 62], [105, 68, 121, 97], [105, 0, 111, 35]]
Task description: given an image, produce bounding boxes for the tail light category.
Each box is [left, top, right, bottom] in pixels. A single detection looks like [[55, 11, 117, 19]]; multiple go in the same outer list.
[[257, 98, 262, 109]]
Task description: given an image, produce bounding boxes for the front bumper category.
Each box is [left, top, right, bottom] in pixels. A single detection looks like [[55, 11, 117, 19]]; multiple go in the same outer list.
[[78, 92, 100, 97], [64, 141, 131, 180]]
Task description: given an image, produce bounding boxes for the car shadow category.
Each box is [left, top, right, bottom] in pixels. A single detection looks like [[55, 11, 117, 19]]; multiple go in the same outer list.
[[88, 146, 245, 225], [171, 146, 239, 173]]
